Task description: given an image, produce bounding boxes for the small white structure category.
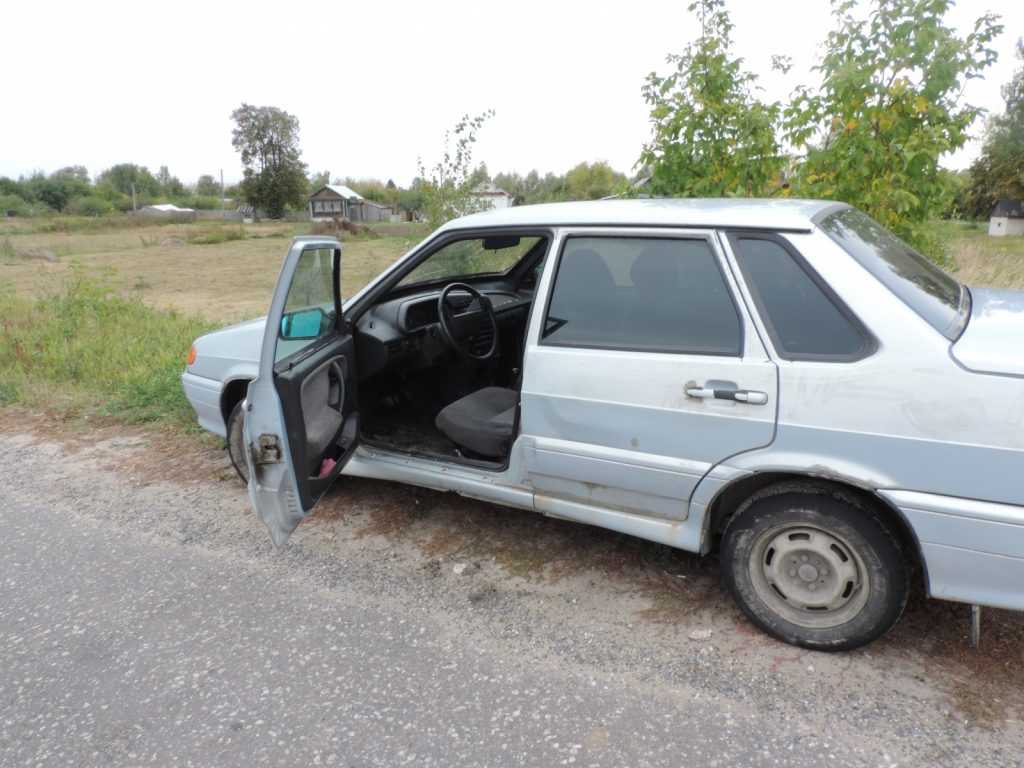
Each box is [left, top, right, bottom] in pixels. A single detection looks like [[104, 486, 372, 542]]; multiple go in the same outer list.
[[139, 203, 195, 221], [141, 203, 194, 214], [988, 199, 1024, 237], [471, 182, 513, 211]]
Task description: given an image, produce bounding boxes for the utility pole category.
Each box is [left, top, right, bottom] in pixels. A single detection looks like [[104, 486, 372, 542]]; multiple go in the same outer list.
[[220, 169, 225, 214]]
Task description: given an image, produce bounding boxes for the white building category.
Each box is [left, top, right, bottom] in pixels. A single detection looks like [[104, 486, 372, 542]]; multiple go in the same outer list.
[[139, 203, 195, 221], [471, 182, 513, 211], [988, 199, 1024, 237]]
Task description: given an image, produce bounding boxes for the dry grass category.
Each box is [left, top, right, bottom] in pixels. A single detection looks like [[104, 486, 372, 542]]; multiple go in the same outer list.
[[945, 220, 1024, 290], [0, 220, 425, 323]]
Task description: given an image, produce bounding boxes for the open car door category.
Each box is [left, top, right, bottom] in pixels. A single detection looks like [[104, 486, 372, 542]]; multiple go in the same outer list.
[[244, 236, 359, 546]]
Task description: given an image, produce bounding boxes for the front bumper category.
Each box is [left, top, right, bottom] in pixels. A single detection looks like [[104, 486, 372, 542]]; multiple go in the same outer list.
[[880, 490, 1024, 611], [181, 370, 227, 438]]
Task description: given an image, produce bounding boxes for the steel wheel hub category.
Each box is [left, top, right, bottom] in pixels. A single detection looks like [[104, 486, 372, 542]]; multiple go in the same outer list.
[[749, 524, 870, 629]]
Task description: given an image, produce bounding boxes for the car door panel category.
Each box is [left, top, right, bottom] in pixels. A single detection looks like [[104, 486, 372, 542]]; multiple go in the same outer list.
[[520, 228, 777, 523], [244, 238, 359, 546], [273, 337, 358, 498]]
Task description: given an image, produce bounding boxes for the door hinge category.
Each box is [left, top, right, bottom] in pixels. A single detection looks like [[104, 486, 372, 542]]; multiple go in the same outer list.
[[253, 434, 283, 464]]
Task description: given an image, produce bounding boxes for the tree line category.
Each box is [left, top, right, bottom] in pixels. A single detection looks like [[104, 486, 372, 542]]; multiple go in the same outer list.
[[4, 0, 1022, 265], [637, 0, 1007, 262], [0, 164, 230, 217]]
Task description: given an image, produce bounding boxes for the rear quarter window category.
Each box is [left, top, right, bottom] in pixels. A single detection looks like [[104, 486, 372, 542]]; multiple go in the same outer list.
[[729, 234, 875, 362]]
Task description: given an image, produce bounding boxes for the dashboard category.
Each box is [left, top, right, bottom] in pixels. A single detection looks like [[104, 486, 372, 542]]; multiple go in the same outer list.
[[355, 283, 534, 379]]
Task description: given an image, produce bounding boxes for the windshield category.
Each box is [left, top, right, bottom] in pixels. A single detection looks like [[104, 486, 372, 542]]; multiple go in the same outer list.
[[818, 208, 968, 340], [398, 236, 542, 287]]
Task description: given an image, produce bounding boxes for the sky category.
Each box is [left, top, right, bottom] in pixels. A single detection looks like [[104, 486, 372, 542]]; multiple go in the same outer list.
[[2, 0, 1021, 187]]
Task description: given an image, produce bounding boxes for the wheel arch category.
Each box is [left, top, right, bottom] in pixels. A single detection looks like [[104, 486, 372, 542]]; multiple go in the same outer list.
[[703, 472, 928, 593], [220, 377, 251, 426]]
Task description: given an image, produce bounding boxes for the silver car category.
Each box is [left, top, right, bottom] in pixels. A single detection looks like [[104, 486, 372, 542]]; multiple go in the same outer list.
[[182, 199, 1024, 650]]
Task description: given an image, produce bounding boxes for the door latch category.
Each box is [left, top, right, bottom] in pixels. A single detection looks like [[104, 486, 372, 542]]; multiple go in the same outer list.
[[253, 434, 283, 464], [685, 386, 769, 405]]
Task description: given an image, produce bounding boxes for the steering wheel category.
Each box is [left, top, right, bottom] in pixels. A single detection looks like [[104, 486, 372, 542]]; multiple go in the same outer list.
[[437, 283, 499, 361]]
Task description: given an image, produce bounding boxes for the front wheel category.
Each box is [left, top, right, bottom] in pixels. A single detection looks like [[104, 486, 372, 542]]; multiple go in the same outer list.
[[226, 401, 249, 485], [722, 491, 908, 651]]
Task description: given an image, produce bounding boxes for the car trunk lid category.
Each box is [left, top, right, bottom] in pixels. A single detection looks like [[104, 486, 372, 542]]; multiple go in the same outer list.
[[951, 287, 1024, 376]]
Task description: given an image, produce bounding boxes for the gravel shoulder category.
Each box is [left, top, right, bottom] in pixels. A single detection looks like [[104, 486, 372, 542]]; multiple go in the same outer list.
[[1, 410, 1022, 767]]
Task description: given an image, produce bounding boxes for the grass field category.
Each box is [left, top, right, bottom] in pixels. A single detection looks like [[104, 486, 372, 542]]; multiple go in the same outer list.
[[935, 219, 1024, 290], [0, 217, 426, 427], [0, 215, 1021, 431], [0, 218, 427, 323]]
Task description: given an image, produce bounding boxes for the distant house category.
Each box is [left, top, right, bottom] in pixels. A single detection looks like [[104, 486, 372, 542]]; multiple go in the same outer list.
[[309, 185, 394, 222], [989, 199, 1024, 237], [471, 182, 513, 211]]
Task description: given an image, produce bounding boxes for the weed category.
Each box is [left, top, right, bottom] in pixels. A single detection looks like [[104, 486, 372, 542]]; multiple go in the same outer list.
[[185, 226, 246, 245], [0, 268, 215, 426]]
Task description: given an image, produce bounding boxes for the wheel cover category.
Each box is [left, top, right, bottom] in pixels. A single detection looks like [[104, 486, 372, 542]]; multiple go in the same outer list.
[[748, 523, 870, 629]]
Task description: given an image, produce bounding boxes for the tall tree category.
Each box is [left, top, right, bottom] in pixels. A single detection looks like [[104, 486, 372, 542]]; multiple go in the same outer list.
[[565, 162, 626, 200], [156, 166, 185, 197], [97, 164, 160, 199], [308, 170, 330, 190], [785, 0, 1001, 261], [195, 174, 221, 197], [964, 38, 1024, 218], [231, 104, 308, 218], [638, 0, 783, 198], [417, 110, 494, 228]]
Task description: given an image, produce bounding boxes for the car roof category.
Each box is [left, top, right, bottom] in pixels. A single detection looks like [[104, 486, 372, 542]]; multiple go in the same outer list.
[[440, 197, 846, 233]]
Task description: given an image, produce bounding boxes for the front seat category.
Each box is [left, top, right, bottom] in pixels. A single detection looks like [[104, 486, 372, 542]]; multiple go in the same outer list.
[[435, 387, 518, 458]]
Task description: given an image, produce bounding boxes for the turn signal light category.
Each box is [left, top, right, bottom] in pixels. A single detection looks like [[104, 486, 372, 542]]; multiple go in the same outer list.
[[186, 345, 197, 366]]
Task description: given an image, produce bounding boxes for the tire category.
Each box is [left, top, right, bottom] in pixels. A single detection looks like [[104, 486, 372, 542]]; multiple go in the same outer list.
[[721, 490, 908, 651], [226, 401, 249, 484]]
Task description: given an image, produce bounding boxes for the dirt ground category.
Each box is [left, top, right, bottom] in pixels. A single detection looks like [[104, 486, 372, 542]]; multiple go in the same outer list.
[[2, 407, 1021, 766]]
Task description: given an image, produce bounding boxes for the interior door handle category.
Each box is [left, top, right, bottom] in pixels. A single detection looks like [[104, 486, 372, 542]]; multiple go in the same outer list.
[[686, 387, 769, 405], [326, 360, 345, 411]]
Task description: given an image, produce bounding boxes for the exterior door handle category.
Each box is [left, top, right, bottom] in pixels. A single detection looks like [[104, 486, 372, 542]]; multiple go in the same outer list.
[[686, 387, 769, 405]]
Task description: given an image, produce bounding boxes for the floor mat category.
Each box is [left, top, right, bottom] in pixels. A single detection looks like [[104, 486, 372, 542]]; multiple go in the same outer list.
[[363, 402, 461, 458]]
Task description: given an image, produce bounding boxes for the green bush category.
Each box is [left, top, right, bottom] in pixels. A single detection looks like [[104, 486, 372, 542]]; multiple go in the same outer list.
[[0, 194, 32, 217], [67, 195, 115, 217], [172, 195, 221, 210], [0, 270, 216, 426]]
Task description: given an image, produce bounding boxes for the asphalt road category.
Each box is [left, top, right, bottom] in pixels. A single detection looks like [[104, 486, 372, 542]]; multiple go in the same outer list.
[[0, 423, 1021, 767]]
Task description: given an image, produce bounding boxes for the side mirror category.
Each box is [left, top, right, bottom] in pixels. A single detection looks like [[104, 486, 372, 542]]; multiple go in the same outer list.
[[280, 307, 327, 340]]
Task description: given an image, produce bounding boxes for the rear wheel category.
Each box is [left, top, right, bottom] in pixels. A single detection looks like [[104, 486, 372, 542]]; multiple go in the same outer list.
[[722, 491, 908, 651], [226, 401, 248, 484]]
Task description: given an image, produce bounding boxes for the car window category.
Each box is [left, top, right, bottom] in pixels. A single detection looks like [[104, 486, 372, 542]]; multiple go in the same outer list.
[[276, 246, 336, 362], [542, 236, 741, 356], [398, 236, 542, 287], [730, 235, 873, 361], [818, 208, 967, 340]]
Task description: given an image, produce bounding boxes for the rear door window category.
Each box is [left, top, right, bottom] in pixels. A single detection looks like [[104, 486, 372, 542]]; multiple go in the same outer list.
[[542, 236, 742, 356], [729, 234, 875, 362]]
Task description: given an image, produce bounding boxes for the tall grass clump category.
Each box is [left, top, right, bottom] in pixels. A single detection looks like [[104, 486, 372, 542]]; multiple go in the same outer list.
[[186, 225, 246, 245], [0, 269, 216, 425]]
